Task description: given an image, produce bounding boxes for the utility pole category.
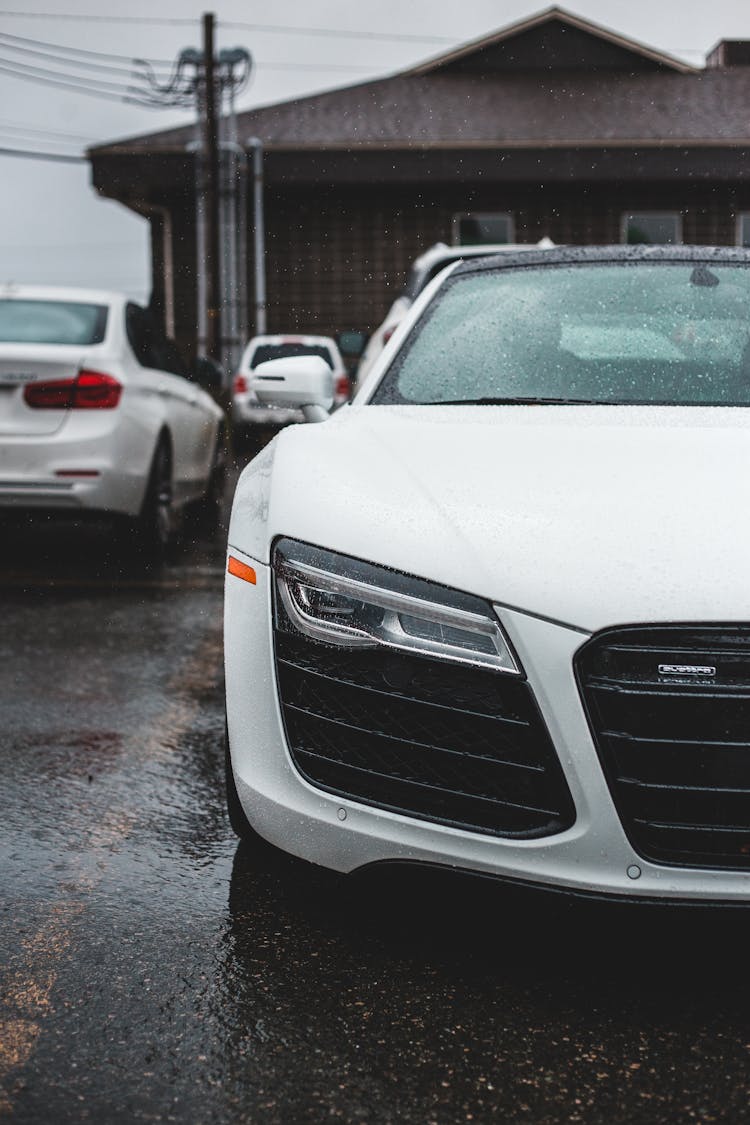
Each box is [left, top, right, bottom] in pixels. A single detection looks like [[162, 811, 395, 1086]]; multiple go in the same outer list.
[[202, 12, 221, 361], [130, 19, 252, 369]]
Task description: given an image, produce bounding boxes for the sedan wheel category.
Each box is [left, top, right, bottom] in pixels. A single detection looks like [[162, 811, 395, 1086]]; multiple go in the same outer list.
[[191, 431, 227, 539], [136, 438, 173, 564]]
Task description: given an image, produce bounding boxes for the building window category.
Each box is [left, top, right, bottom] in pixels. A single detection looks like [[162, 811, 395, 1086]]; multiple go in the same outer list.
[[453, 212, 515, 246], [622, 212, 682, 245], [736, 214, 750, 248]]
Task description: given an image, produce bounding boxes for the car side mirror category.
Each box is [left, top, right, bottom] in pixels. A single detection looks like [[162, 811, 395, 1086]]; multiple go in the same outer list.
[[336, 329, 368, 358], [251, 355, 333, 422], [192, 355, 224, 394]]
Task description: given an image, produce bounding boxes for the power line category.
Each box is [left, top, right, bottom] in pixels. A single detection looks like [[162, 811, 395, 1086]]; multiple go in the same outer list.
[[0, 54, 143, 93], [260, 60, 387, 73], [0, 40, 365, 111], [221, 21, 455, 43], [0, 144, 86, 163], [3, 239, 144, 248], [0, 36, 174, 79], [0, 30, 173, 67], [0, 57, 397, 113], [0, 119, 94, 142], [130, 41, 254, 111], [0, 9, 456, 42], [0, 49, 383, 103], [0, 10, 197, 24], [0, 133, 82, 152], [0, 59, 151, 102]]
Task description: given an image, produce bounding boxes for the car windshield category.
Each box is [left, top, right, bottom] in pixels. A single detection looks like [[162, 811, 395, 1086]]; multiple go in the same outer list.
[[250, 343, 333, 369], [0, 299, 108, 345], [372, 262, 750, 407]]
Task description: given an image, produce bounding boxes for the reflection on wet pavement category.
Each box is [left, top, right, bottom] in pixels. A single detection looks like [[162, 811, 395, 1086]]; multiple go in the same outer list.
[[0, 512, 224, 591]]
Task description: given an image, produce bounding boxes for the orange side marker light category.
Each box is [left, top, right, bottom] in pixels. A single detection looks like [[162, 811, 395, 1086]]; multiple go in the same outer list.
[[227, 556, 257, 584]]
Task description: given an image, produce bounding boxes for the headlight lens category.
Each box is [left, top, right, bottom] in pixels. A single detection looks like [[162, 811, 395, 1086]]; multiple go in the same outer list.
[[273, 538, 520, 675]]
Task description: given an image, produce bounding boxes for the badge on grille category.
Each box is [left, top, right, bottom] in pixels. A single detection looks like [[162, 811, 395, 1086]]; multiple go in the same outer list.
[[658, 664, 716, 676]]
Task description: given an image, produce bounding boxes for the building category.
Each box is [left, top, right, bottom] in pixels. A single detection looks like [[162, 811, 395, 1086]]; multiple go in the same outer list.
[[88, 6, 750, 361]]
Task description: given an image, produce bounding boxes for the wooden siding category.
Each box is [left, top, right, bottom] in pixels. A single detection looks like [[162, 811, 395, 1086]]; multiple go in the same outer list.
[[134, 173, 750, 357], [228, 182, 746, 344]]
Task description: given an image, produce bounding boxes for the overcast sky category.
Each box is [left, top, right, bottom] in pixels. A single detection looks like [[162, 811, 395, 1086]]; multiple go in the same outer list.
[[1, 0, 749, 302]]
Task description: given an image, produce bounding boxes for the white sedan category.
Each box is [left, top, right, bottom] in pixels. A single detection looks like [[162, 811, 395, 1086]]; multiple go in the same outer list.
[[225, 246, 750, 904], [0, 285, 225, 556]]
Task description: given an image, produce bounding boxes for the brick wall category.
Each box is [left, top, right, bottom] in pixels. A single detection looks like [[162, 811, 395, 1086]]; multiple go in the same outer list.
[[164, 180, 748, 354]]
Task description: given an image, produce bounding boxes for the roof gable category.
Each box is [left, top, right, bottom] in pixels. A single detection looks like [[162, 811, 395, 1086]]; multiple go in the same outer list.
[[407, 7, 696, 76], [90, 5, 716, 158]]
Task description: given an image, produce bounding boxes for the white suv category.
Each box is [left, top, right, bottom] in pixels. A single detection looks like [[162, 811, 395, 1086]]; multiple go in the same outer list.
[[355, 240, 554, 390], [232, 334, 350, 441]]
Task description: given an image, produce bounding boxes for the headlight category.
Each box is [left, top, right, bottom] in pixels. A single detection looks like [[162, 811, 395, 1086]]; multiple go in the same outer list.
[[273, 538, 520, 675]]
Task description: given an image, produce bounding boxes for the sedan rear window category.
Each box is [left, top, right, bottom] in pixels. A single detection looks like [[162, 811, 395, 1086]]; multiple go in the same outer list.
[[250, 343, 333, 369], [0, 300, 108, 345], [373, 262, 750, 407]]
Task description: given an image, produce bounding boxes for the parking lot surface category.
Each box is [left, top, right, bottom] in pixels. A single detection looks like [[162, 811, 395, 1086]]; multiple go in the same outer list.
[[0, 508, 749, 1123]]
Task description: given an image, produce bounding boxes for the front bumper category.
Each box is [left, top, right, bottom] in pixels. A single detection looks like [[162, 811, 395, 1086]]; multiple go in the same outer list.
[[224, 548, 750, 901]]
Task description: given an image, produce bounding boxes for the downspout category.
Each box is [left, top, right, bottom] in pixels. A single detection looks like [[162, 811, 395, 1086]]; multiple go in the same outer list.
[[246, 137, 267, 336]]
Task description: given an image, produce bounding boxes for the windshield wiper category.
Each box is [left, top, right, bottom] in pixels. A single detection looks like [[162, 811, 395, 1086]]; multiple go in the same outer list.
[[422, 396, 598, 406]]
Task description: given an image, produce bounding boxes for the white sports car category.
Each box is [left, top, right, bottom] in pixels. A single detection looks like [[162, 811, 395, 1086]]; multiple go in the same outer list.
[[225, 246, 750, 903], [0, 285, 225, 555]]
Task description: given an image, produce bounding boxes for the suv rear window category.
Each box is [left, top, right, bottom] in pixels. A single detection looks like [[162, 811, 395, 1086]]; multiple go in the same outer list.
[[0, 300, 108, 345], [251, 343, 333, 368]]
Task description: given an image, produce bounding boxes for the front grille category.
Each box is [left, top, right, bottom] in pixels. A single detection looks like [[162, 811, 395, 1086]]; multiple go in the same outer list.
[[274, 623, 575, 839], [576, 625, 750, 870]]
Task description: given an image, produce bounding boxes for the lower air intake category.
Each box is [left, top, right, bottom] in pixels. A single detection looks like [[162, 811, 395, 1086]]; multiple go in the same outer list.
[[274, 620, 575, 839]]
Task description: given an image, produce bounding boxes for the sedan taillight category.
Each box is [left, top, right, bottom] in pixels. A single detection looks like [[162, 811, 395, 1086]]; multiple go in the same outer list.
[[24, 370, 122, 410]]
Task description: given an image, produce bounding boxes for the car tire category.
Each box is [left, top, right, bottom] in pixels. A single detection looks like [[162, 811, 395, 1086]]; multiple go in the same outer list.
[[135, 435, 173, 565], [225, 721, 260, 842], [190, 429, 227, 540]]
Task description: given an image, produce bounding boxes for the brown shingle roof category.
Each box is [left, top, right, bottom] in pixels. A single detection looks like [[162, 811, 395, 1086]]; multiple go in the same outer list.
[[92, 68, 750, 156], [88, 7, 750, 158]]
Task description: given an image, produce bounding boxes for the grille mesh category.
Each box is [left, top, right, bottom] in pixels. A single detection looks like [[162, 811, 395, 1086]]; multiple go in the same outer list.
[[576, 624, 750, 870], [274, 620, 575, 838]]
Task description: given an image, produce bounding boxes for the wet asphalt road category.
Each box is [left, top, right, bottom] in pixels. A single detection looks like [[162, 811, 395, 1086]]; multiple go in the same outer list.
[[1, 491, 750, 1123]]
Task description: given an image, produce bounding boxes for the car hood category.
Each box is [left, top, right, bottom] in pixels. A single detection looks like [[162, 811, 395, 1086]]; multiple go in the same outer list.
[[238, 404, 750, 632]]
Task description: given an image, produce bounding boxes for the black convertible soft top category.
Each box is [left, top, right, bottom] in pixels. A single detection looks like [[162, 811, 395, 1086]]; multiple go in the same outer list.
[[454, 243, 750, 277]]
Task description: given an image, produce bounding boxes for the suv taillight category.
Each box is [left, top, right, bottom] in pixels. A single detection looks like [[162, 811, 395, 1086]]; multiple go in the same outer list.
[[233, 373, 248, 394], [335, 374, 351, 399], [24, 370, 122, 410]]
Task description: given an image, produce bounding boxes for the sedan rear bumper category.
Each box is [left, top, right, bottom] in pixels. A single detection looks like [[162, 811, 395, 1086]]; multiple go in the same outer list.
[[0, 414, 152, 517], [0, 475, 129, 512]]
